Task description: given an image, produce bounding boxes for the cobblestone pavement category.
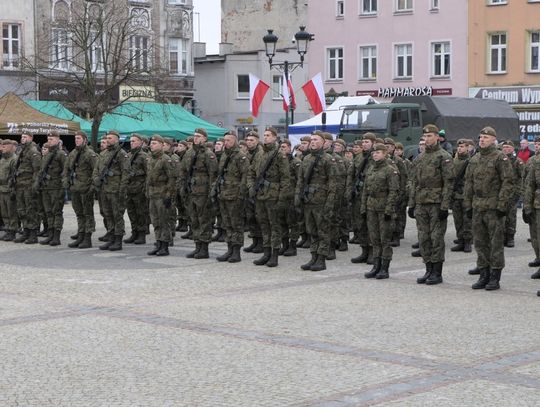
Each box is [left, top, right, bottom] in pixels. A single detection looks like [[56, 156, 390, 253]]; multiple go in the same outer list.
[[0, 204, 538, 406]]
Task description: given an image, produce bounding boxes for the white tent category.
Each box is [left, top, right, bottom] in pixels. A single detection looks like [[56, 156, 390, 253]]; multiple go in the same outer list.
[[288, 96, 377, 146]]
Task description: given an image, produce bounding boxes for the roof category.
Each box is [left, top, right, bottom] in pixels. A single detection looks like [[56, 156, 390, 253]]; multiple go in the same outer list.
[[26, 100, 93, 134]]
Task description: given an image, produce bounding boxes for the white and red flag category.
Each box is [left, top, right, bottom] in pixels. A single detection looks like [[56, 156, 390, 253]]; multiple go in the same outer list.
[[282, 72, 296, 112], [301, 72, 326, 115], [249, 73, 270, 117]]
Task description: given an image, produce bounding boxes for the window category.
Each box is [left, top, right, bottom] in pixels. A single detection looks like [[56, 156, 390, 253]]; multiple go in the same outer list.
[[272, 75, 283, 99], [89, 31, 104, 72], [130, 35, 150, 72], [327, 47, 344, 80], [359, 45, 377, 80], [530, 31, 540, 72], [396, 0, 413, 12], [432, 41, 450, 77], [169, 38, 190, 75], [489, 33, 506, 73], [430, 0, 439, 10], [2, 23, 21, 69], [395, 43, 412, 78], [336, 0, 344, 17], [51, 28, 70, 70], [488, 0, 507, 4], [361, 0, 377, 14], [168, 0, 186, 4], [237, 74, 249, 98]]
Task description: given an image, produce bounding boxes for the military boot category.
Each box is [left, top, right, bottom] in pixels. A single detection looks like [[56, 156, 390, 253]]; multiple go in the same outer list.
[[243, 237, 258, 253], [450, 241, 465, 252], [310, 254, 326, 272], [186, 242, 201, 258], [176, 220, 188, 232], [133, 231, 146, 245], [463, 240, 472, 253], [266, 249, 279, 267], [505, 234, 515, 248], [123, 232, 137, 244], [472, 268, 490, 289], [108, 235, 123, 251], [77, 233, 92, 249], [278, 237, 289, 255], [297, 233, 308, 247], [156, 241, 170, 256], [529, 258, 540, 267], [337, 238, 348, 252], [251, 237, 264, 253], [148, 241, 162, 255], [98, 231, 112, 242], [68, 233, 83, 248], [38, 226, 50, 237], [300, 235, 311, 249], [283, 240, 297, 257], [25, 229, 38, 244], [417, 262, 433, 284], [412, 241, 420, 249], [49, 229, 61, 246], [180, 227, 192, 239], [349, 233, 360, 244], [468, 266, 481, 275], [228, 245, 242, 263], [194, 242, 209, 259], [485, 269, 501, 291], [212, 227, 224, 242], [326, 243, 336, 261], [411, 249, 421, 257], [364, 257, 381, 279], [14, 228, 29, 243], [40, 228, 55, 245], [301, 252, 317, 270], [531, 269, 540, 279], [3, 230, 15, 241], [217, 242, 233, 262], [69, 232, 78, 240], [253, 247, 271, 266], [376, 259, 390, 279], [351, 246, 369, 264], [426, 262, 443, 285]]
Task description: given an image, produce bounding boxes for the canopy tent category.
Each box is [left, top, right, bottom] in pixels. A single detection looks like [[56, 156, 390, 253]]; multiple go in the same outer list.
[[98, 102, 226, 141], [288, 96, 377, 146], [26, 100, 93, 134], [0, 92, 81, 136]]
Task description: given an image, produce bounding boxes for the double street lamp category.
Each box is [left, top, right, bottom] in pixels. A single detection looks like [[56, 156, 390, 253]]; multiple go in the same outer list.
[[262, 26, 313, 138]]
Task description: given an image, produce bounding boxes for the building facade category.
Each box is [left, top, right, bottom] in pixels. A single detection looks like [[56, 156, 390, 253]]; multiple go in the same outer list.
[[468, 0, 540, 141]]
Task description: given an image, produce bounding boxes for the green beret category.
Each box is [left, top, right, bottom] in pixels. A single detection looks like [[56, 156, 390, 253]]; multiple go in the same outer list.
[[322, 132, 333, 141], [501, 140, 515, 148], [151, 135, 164, 144], [423, 124, 439, 134], [373, 143, 388, 152], [383, 137, 395, 145], [334, 138, 346, 148], [362, 132, 377, 142], [480, 126, 497, 137], [300, 136, 312, 142]]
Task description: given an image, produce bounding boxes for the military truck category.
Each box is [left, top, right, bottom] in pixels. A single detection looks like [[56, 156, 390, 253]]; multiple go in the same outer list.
[[338, 96, 519, 158]]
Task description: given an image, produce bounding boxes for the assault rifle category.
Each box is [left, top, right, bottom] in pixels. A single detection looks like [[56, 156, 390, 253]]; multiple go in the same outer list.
[[352, 153, 370, 199], [184, 149, 199, 194], [96, 146, 123, 190], [211, 152, 233, 203], [68, 149, 83, 187], [301, 152, 321, 203], [251, 148, 279, 203], [36, 151, 57, 188]]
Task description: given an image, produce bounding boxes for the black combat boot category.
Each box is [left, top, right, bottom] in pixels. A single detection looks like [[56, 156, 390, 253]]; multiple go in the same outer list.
[[133, 231, 146, 245], [278, 237, 289, 255], [212, 227, 224, 242], [337, 238, 348, 252], [297, 233, 308, 247], [176, 220, 188, 232], [349, 232, 359, 244], [453, 238, 460, 244], [123, 232, 136, 244], [463, 240, 472, 253], [326, 243, 336, 261], [40, 228, 55, 245], [3, 230, 15, 241], [38, 225, 49, 237], [78, 233, 92, 249], [148, 241, 162, 255], [25, 229, 38, 244], [376, 259, 390, 279], [228, 245, 242, 263], [99, 239, 113, 250], [69, 232, 78, 240], [243, 237, 258, 253], [529, 258, 540, 267], [253, 247, 271, 266], [426, 262, 443, 285], [472, 268, 490, 289], [364, 257, 381, 278], [14, 228, 29, 243], [251, 237, 264, 253], [266, 249, 279, 267], [531, 269, 540, 279], [310, 254, 326, 272], [505, 234, 515, 248], [98, 231, 112, 242], [301, 252, 318, 270], [417, 262, 433, 284], [49, 229, 61, 246], [300, 235, 311, 249], [351, 246, 369, 263], [450, 241, 465, 252], [485, 269, 501, 291], [186, 242, 201, 258], [411, 249, 421, 257], [217, 242, 233, 262], [194, 242, 209, 259], [412, 241, 420, 249], [68, 233, 83, 248], [108, 235, 123, 251], [156, 241, 169, 256], [283, 240, 297, 257], [468, 266, 481, 275], [180, 227, 192, 239]]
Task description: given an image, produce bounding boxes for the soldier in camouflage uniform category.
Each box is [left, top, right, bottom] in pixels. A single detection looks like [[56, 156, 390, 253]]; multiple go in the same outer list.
[[243, 131, 264, 253], [92, 131, 129, 251], [163, 138, 180, 245], [213, 132, 249, 263], [451, 139, 473, 253], [523, 137, 540, 269], [295, 132, 336, 271], [296, 135, 312, 249], [180, 128, 218, 259], [63, 131, 98, 249], [212, 138, 225, 242], [96, 138, 110, 241], [334, 138, 352, 251], [501, 140, 524, 248], [123, 134, 148, 245], [361, 143, 400, 279], [384, 138, 408, 246], [247, 127, 291, 268], [394, 142, 411, 240], [146, 135, 176, 256], [408, 124, 454, 285], [326, 136, 348, 255], [0, 140, 18, 241], [174, 141, 189, 232], [464, 126, 514, 291]]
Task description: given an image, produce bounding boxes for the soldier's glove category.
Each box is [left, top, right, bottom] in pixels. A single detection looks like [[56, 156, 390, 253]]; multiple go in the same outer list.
[[9, 193, 16, 202], [496, 209, 506, 218], [466, 209, 473, 219], [163, 197, 172, 209], [523, 211, 532, 224], [438, 209, 449, 221], [407, 207, 415, 219], [384, 213, 392, 221]]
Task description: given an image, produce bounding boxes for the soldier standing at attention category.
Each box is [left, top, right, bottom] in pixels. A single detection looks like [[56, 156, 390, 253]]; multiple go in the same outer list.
[[174, 141, 189, 232], [146, 135, 176, 256], [408, 124, 454, 285], [384, 138, 408, 247], [243, 131, 264, 254], [247, 127, 291, 268], [295, 135, 313, 249], [163, 138, 180, 246], [523, 137, 540, 269], [501, 140, 523, 248], [0, 140, 18, 241], [96, 138, 110, 242], [180, 128, 218, 259], [361, 143, 399, 279], [451, 139, 473, 253], [63, 131, 98, 249], [212, 138, 226, 242], [213, 131, 249, 263], [464, 127, 513, 291]]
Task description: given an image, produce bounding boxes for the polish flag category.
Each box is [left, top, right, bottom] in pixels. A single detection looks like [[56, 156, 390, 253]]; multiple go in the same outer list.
[[302, 72, 326, 115], [249, 73, 270, 117], [282, 73, 296, 112]]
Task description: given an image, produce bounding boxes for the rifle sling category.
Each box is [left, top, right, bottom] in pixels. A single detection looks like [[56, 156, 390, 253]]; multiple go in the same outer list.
[[255, 148, 279, 189]]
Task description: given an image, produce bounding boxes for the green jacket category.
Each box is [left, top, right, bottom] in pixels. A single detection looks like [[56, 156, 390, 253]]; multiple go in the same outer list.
[[361, 158, 400, 214], [63, 144, 98, 193], [14, 142, 40, 188], [146, 150, 176, 199], [345, 150, 373, 202], [452, 153, 470, 201], [35, 144, 67, 191], [179, 143, 218, 197], [247, 142, 291, 202], [295, 148, 336, 207], [92, 143, 130, 194], [0, 152, 16, 193], [126, 147, 148, 194], [213, 145, 249, 201]]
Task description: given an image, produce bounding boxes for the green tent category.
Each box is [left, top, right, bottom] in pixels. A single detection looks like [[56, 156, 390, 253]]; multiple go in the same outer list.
[[26, 100, 93, 134], [98, 102, 226, 141]]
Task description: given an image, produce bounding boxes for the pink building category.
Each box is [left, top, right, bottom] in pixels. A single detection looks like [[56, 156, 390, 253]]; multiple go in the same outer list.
[[307, 0, 468, 101]]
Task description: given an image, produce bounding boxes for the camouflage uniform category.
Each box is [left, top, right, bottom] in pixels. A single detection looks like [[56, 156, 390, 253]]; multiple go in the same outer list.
[[124, 145, 149, 244], [0, 143, 18, 240], [504, 152, 524, 246], [329, 148, 347, 254], [244, 143, 263, 252], [451, 150, 473, 249], [388, 153, 408, 243], [523, 153, 540, 279], [278, 153, 302, 255], [523, 152, 540, 264]]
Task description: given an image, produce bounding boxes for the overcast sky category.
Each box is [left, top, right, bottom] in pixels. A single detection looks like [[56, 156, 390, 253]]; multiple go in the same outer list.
[[193, 0, 221, 54]]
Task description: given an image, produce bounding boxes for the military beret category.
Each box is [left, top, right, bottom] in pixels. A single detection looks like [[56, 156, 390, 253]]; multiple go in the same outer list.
[[8, 140, 18, 146], [354, 139, 363, 146], [300, 136, 311, 142], [186, 136, 194, 143], [362, 132, 377, 142], [281, 139, 291, 146], [42, 143, 50, 149], [322, 132, 333, 141], [466, 139, 476, 146], [334, 138, 346, 148], [423, 124, 439, 134], [373, 143, 388, 152], [194, 128, 208, 138], [383, 137, 395, 145], [140, 136, 149, 145], [0, 139, 7, 145], [457, 138, 468, 145], [395, 142, 404, 149], [246, 130, 259, 139], [502, 140, 515, 148], [265, 127, 278, 137], [107, 130, 120, 138], [177, 140, 188, 147], [130, 133, 143, 141], [480, 126, 497, 137], [375, 138, 385, 144], [164, 137, 174, 146], [48, 130, 60, 138], [75, 131, 88, 139], [150, 135, 164, 144]]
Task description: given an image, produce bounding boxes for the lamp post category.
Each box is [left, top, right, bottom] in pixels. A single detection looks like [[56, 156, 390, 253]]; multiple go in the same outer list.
[[263, 26, 313, 138]]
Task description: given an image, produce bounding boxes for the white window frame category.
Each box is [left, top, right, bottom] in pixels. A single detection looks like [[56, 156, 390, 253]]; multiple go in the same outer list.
[[272, 75, 283, 100], [336, 0, 345, 17], [529, 31, 540, 73], [487, 0, 507, 5], [430, 0, 440, 11], [431, 41, 451, 78], [395, 0, 413, 12], [488, 32, 507, 74], [360, 0, 377, 15], [89, 30, 104, 72], [169, 37, 190, 75], [358, 44, 377, 80], [51, 27, 71, 70], [394, 43, 413, 79], [130, 35, 151, 72], [237, 74, 250, 99], [326, 46, 344, 81], [168, 0, 186, 4], [2, 23, 21, 69]]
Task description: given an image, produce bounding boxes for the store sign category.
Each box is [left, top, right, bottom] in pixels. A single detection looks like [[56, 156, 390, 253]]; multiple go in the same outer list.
[[470, 86, 540, 105], [39, 82, 119, 104], [119, 85, 155, 102], [357, 87, 452, 98]]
